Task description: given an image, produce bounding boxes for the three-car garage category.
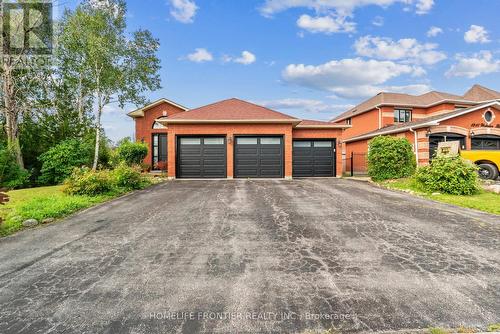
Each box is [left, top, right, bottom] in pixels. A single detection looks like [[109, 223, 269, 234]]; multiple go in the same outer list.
[[176, 135, 337, 179], [133, 98, 348, 179]]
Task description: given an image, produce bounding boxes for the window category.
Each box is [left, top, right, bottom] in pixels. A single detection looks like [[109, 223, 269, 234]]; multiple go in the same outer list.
[[204, 138, 224, 145], [180, 138, 201, 145], [237, 137, 257, 145], [152, 121, 167, 129], [484, 110, 494, 124], [472, 136, 500, 150], [314, 141, 332, 147], [152, 134, 167, 169], [293, 141, 311, 148], [260, 138, 281, 145], [345, 118, 352, 125], [394, 109, 412, 123]]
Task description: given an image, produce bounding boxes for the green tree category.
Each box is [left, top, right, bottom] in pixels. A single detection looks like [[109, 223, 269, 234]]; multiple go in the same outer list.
[[0, 1, 53, 168], [59, 0, 161, 170], [38, 139, 93, 185]]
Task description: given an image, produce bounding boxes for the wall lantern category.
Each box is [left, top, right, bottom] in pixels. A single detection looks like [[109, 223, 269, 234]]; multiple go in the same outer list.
[[425, 129, 431, 137], [470, 130, 475, 138]]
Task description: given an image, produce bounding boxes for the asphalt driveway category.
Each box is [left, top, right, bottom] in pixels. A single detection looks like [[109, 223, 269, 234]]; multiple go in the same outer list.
[[0, 179, 499, 334]]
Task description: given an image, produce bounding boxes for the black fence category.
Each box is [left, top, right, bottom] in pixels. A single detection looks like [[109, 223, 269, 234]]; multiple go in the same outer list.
[[343, 152, 368, 176]]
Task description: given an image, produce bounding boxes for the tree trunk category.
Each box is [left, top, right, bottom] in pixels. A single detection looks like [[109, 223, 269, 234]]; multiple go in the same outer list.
[[77, 73, 84, 123], [2, 60, 24, 168], [92, 93, 102, 171]]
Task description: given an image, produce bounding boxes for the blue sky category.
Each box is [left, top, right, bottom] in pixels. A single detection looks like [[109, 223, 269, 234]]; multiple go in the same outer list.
[[62, 0, 500, 142]]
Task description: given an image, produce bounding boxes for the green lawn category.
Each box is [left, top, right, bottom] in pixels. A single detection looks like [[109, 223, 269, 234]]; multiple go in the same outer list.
[[380, 178, 500, 215], [0, 185, 120, 237]]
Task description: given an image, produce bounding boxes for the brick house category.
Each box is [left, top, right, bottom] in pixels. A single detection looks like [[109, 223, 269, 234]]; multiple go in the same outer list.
[[128, 98, 349, 179], [331, 85, 500, 172]]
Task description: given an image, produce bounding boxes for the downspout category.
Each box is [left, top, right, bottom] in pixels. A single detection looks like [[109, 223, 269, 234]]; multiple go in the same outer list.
[[409, 127, 419, 164], [377, 107, 382, 129]]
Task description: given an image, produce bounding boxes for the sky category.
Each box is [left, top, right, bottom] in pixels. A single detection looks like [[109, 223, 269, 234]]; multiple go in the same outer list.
[[61, 0, 500, 142]]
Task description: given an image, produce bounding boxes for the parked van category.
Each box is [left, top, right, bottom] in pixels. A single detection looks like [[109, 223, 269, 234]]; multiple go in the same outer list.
[[461, 151, 500, 180]]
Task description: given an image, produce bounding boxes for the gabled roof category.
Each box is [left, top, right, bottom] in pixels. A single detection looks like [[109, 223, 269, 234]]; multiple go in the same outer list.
[[158, 98, 301, 124], [345, 101, 500, 143], [127, 98, 189, 118], [463, 84, 500, 102], [331, 85, 500, 123]]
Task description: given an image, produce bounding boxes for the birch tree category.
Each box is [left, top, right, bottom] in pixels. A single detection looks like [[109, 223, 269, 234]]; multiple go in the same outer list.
[[0, 1, 52, 168], [59, 0, 161, 170]]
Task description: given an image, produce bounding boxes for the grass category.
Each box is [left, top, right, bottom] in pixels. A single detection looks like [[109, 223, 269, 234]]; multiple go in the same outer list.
[[428, 328, 450, 334], [379, 178, 500, 215], [487, 323, 500, 332], [0, 185, 127, 237]]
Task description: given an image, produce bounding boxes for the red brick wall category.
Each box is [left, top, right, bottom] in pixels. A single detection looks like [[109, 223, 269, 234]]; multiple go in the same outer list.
[[133, 102, 186, 167], [337, 108, 380, 138]]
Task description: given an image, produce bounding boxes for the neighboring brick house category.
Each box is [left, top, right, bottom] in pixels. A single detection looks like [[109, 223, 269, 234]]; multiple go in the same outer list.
[[128, 98, 349, 179], [331, 85, 500, 172]]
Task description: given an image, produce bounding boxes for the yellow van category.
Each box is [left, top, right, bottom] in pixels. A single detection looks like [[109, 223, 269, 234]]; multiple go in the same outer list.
[[461, 150, 500, 180]]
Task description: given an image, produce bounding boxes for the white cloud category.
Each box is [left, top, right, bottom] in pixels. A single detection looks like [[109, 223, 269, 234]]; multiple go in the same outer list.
[[354, 35, 446, 65], [169, 0, 198, 23], [415, 0, 433, 14], [186, 48, 213, 62], [330, 84, 431, 99], [427, 26, 443, 37], [446, 51, 500, 78], [259, 0, 433, 17], [372, 16, 384, 27], [297, 14, 355, 34], [464, 25, 490, 44], [224, 51, 256, 65], [282, 58, 426, 98], [258, 98, 354, 113]]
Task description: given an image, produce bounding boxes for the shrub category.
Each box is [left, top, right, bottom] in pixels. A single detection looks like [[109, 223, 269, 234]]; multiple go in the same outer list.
[[116, 139, 148, 166], [415, 156, 479, 195], [63, 167, 114, 195], [38, 139, 93, 185], [112, 163, 149, 190], [367, 136, 416, 181], [0, 145, 30, 189]]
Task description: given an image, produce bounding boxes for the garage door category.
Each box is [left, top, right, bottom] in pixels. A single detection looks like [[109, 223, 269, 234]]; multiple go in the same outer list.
[[234, 136, 283, 178], [177, 137, 226, 178], [293, 140, 335, 177]]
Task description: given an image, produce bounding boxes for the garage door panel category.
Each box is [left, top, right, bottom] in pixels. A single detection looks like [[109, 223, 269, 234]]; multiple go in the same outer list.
[[234, 137, 283, 178], [260, 147, 281, 155], [178, 137, 226, 178], [260, 169, 282, 177], [293, 140, 335, 177]]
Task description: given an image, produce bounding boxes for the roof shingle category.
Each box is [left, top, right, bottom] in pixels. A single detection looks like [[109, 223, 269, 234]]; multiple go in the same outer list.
[[166, 98, 300, 121], [331, 85, 500, 123]]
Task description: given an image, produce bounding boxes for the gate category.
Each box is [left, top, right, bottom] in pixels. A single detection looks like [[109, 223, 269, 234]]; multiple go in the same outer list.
[[344, 152, 368, 176]]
